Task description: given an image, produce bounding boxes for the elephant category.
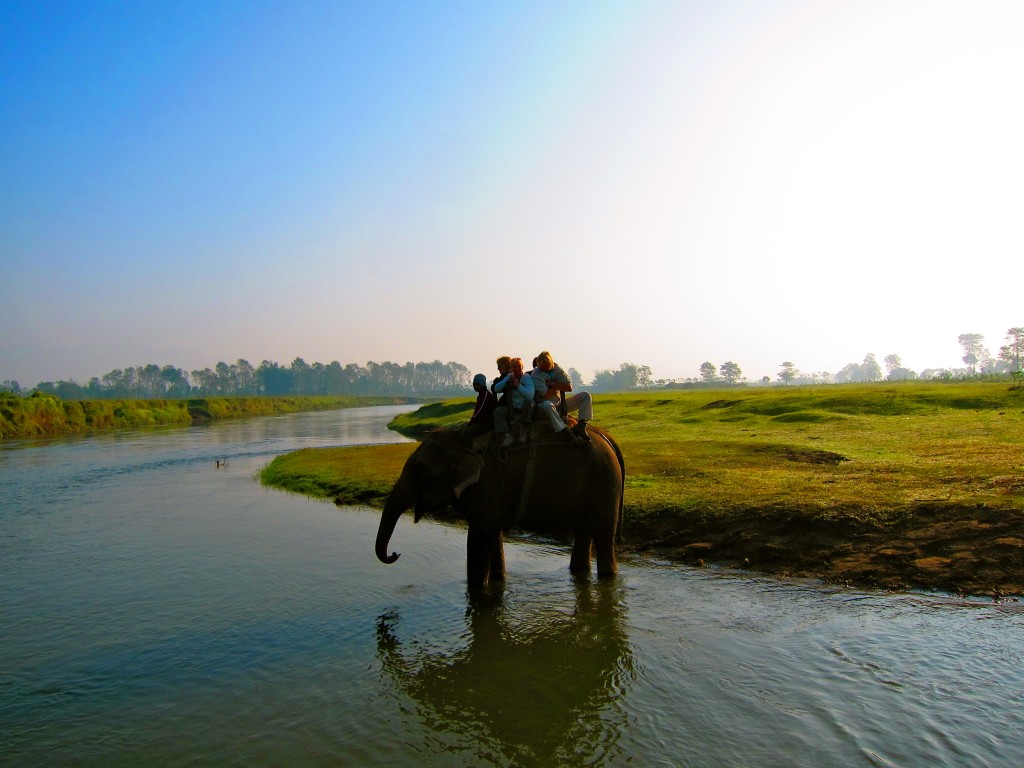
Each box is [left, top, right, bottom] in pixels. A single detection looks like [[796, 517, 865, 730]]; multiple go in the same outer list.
[[374, 420, 625, 588]]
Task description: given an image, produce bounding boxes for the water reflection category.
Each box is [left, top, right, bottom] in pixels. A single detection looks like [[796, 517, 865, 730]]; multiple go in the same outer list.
[[376, 577, 636, 766]]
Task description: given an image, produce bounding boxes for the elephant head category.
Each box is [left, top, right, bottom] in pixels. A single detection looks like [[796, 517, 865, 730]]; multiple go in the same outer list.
[[375, 428, 489, 565]]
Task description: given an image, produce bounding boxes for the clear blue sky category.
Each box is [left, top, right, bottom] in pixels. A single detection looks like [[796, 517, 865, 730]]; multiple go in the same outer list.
[[3, 0, 1022, 387]]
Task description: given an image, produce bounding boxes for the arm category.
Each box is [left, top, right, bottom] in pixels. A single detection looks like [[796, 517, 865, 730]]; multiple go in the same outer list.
[[519, 373, 535, 400], [546, 365, 572, 393], [530, 370, 548, 401]]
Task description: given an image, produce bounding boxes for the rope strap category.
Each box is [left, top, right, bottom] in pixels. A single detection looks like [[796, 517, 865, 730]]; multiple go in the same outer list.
[[515, 420, 541, 524]]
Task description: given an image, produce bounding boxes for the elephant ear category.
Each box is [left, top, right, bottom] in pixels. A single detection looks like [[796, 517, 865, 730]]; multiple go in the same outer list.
[[450, 436, 486, 499], [468, 431, 491, 452]]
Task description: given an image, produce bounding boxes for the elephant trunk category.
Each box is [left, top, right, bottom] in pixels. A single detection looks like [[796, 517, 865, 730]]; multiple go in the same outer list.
[[375, 478, 413, 564]]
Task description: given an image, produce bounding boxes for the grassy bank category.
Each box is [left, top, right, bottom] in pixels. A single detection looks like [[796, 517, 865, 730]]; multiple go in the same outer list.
[[0, 392, 418, 439], [260, 382, 1024, 597]]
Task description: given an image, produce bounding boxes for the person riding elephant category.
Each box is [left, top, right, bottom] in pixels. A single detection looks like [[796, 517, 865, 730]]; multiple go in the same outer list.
[[463, 373, 497, 440], [532, 350, 592, 443], [374, 420, 625, 588], [492, 357, 534, 447], [491, 356, 512, 407]]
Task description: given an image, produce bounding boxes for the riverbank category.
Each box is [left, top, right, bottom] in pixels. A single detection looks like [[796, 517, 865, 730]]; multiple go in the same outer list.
[[260, 383, 1024, 598], [0, 392, 420, 439]]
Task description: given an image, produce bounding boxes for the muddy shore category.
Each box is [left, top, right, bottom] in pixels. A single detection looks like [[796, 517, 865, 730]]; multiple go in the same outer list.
[[620, 503, 1024, 599]]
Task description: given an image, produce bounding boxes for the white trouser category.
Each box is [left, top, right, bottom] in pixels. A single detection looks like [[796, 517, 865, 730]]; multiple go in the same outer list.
[[537, 391, 593, 431]]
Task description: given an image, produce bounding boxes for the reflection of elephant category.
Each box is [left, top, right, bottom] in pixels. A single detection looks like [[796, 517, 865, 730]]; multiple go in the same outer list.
[[376, 581, 634, 764], [374, 423, 625, 587]]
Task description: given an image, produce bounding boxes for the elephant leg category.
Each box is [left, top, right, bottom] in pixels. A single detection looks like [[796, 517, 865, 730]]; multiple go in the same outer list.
[[570, 532, 592, 573], [467, 526, 493, 588], [489, 532, 506, 582], [594, 531, 618, 578]]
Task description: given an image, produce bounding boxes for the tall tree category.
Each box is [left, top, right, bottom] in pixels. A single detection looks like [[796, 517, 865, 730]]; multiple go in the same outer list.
[[778, 361, 797, 385], [861, 354, 882, 382], [160, 365, 190, 397], [957, 333, 988, 373], [884, 354, 902, 374], [719, 361, 742, 385], [699, 362, 717, 383], [999, 327, 1024, 372], [591, 363, 645, 392], [256, 361, 293, 395], [636, 365, 653, 389], [235, 359, 256, 395]]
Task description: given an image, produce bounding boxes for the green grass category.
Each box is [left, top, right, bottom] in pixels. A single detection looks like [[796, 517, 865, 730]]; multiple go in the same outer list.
[[604, 385, 1023, 524], [0, 393, 420, 438], [260, 443, 416, 507]]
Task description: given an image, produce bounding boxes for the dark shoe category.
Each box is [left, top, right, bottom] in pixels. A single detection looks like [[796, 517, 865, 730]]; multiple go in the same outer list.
[[572, 421, 591, 443]]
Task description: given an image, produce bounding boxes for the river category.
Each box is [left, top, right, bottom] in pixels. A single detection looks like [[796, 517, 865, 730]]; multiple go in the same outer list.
[[2, 405, 1022, 767]]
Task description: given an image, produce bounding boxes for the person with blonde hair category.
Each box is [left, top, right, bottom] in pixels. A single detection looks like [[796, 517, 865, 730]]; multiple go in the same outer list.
[[531, 350, 592, 444]]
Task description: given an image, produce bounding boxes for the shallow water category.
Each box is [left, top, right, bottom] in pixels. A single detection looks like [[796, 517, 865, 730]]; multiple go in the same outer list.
[[2, 406, 1022, 767]]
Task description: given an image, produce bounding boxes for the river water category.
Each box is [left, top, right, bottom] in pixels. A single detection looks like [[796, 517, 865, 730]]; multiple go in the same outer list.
[[2, 405, 1022, 767]]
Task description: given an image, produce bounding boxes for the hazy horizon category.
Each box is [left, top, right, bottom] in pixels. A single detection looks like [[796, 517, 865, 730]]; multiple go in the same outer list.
[[3, 1, 1021, 388]]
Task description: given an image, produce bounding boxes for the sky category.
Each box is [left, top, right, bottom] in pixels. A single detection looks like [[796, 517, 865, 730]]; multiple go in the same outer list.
[[2, 0, 1022, 387]]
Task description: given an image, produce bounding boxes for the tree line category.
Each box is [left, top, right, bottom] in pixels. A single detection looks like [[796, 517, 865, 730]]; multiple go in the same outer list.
[[681, 328, 1024, 387], [1, 359, 658, 399], [3, 329, 1021, 399], [2, 359, 473, 400]]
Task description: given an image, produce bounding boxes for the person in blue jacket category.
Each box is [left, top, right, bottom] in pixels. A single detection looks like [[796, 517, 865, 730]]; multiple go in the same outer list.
[[493, 357, 535, 447]]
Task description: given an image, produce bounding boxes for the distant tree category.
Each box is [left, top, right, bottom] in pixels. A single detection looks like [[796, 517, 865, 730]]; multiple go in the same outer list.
[[998, 327, 1024, 372], [614, 363, 640, 390], [699, 362, 717, 383], [34, 379, 87, 399], [888, 367, 917, 381], [591, 369, 614, 391], [289, 358, 313, 394], [884, 354, 902, 374], [778, 361, 797, 385], [861, 354, 882, 382], [760, 376, 770, 385], [568, 368, 584, 390], [448, 361, 472, 390], [234, 359, 256, 395], [160, 365, 190, 397], [591, 363, 644, 392], [834, 363, 860, 384], [719, 361, 743, 385], [957, 333, 989, 374], [0, 379, 22, 394], [190, 367, 217, 394], [636, 365, 653, 388], [255, 360, 293, 395]]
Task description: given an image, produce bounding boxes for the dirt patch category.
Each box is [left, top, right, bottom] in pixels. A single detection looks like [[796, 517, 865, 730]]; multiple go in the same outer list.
[[754, 445, 851, 465], [702, 399, 745, 410], [622, 503, 1024, 598]]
